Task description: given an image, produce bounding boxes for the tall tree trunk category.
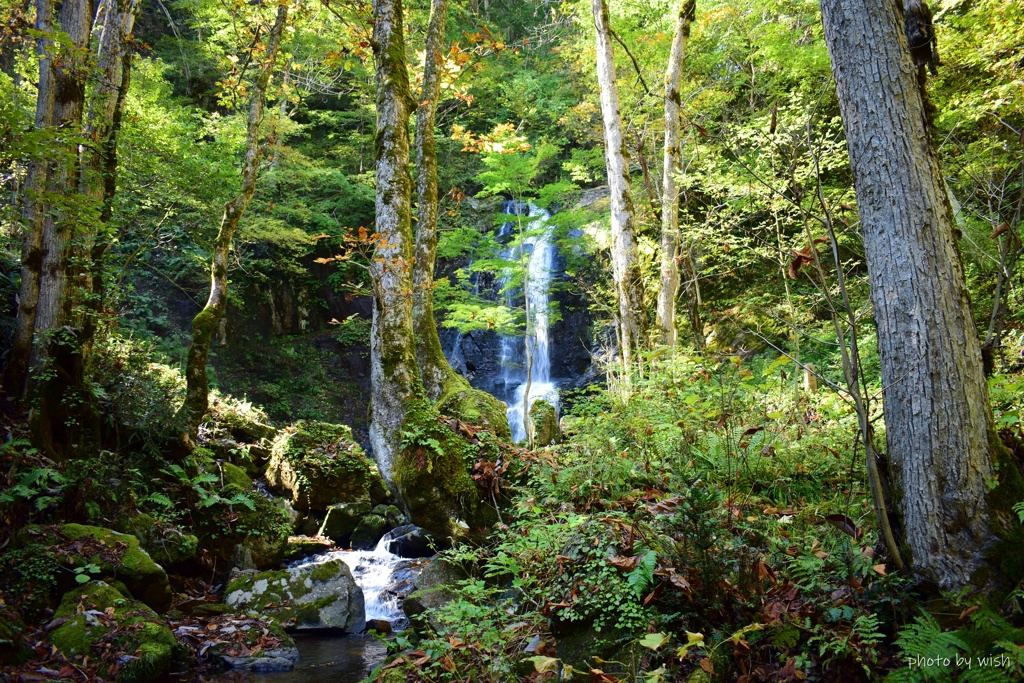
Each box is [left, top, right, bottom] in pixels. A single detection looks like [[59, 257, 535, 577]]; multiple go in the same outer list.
[[369, 0, 421, 486], [410, 0, 510, 437], [820, 0, 1024, 590], [179, 3, 288, 439], [655, 0, 694, 349], [412, 0, 455, 402], [4, 0, 56, 398], [592, 0, 645, 379]]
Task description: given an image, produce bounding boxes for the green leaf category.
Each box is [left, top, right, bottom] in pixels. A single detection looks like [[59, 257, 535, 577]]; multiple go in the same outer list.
[[638, 632, 670, 651]]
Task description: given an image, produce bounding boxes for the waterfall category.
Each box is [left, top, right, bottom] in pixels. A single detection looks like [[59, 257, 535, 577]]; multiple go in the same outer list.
[[500, 203, 558, 442], [289, 534, 416, 629]]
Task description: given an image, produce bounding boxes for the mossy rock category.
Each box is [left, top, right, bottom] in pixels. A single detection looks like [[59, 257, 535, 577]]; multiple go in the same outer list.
[[0, 605, 31, 665], [551, 619, 630, 673], [224, 560, 364, 632], [350, 514, 387, 550], [529, 399, 560, 446], [50, 581, 176, 683], [20, 524, 172, 613], [403, 558, 466, 632], [266, 420, 387, 511], [220, 462, 253, 490], [437, 385, 511, 440], [283, 536, 333, 562], [209, 394, 276, 442], [119, 513, 199, 568], [392, 400, 495, 541], [318, 502, 372, 545]]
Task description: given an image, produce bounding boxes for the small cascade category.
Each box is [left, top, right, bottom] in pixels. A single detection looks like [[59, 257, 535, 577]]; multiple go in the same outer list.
[[500, 203, 559, 442], [288, 534, 418, 630]]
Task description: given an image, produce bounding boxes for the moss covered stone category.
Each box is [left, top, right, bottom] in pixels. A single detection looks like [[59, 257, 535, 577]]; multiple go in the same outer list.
[[50, 581, 176, 683], [393, 399, 496, 540], [283, 535, 333, 562], [437, 385, 511, 440], [350, 514, 387, 550], [266, 420, 388, 510], [318, 502, 372, 544], [120, 513, 199, 568], [224, 559, 364, 632], [22, 524, 172, 613], [220, 462, 253, 490], [529, 400, 560, 446]]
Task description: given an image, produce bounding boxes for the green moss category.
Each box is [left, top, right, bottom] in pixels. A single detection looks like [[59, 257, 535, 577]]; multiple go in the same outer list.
[[220, 462, 252, 490], [393, 398, 495, 540], [437, 384, 511, 440], [310, 559, 343, 583]]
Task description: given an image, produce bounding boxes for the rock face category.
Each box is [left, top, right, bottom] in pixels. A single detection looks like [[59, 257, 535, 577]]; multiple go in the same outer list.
[[529, 399, 560, 446], [266, 421, 387, 511], [224, 560, 365, 633], [21, 524, 172, 613], [49, 581, 176, 683]]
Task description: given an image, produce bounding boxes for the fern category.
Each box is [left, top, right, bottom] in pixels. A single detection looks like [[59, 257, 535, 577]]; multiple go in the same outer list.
[[626, 550, 657, 599], [887, 613, 969, 682]]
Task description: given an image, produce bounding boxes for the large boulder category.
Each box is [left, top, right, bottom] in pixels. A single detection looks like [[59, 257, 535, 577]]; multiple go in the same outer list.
[[386, 524, 436, 559], [20, 524, 172, 613], [318, 502, 372, 545], [403, 559, 465, 631], [49, 581, 177, 683], [437, 385, 511, 440], [350, 514, 387, 550], [266, 421, 387, 510], [529, 399, 560, 446], [224, 559, 365, 632]]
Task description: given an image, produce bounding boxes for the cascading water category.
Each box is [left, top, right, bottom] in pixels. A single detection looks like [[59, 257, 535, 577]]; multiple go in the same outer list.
[[500, 203, 559, 442], [288, 534, 417, 630]]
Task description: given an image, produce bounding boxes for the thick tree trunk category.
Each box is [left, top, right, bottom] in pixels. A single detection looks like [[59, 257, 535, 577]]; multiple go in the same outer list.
[[820, 0, 1022, 590], [592, 0, 645, 378], [412, 0, 456, 402], [655, 0, 694, 349], [4, 0, 56, 398], [180, 3, 288, 438], [369, 0, 421, 485]]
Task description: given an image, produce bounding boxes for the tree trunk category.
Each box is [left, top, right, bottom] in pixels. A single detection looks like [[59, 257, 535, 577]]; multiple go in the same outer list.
[[179, 3, 288, 439], [592, 0, 645, 379], [369, 0, 421, 486], [655, 0, 694, 349], [4, 0, 56, 398], [412, 0, 456, 402], [820, 0, 1023, 590]]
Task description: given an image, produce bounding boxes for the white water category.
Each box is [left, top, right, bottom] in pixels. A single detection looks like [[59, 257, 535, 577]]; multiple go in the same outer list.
[[501, 203, 559, 442], [290, 535, 411, 628]]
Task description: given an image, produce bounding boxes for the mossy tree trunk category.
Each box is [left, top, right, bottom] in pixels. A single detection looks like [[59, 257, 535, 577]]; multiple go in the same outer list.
[[592, 0, 645, 381], [820, 0, 1024, 590], [180, 3, 288, 440], [368, 0, 422, 485], [655, 0, 695, 350], [4, 0, 56, 399], [412, 0, 457, 402], [410, 0, 510, 438]]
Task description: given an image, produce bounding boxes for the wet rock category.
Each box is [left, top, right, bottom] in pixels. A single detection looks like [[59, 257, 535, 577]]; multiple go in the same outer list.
[[20, 524, 172, 613], [224, 559, 365, 632], [221, 646, 300, 672], [365, 619, 392, 634], [350, 514, 387, 550], [266, 421, 387, 511], [319, 502, 372, 545], [49, 581, 176, 683], [387, 524, 436, 559], [284, 535, 334, 562], [529, 399, 560, 446]]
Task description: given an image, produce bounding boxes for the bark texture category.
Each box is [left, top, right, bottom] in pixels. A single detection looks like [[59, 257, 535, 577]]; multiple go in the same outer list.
[[655, 0, 695, 349], [4, 0, 56, 398], [410, 0, 510, 437], [592, 0, 645, 375], [369, 0, 422, 485], [820, 0, 1019, 589], [180, 3, 288, 436]]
